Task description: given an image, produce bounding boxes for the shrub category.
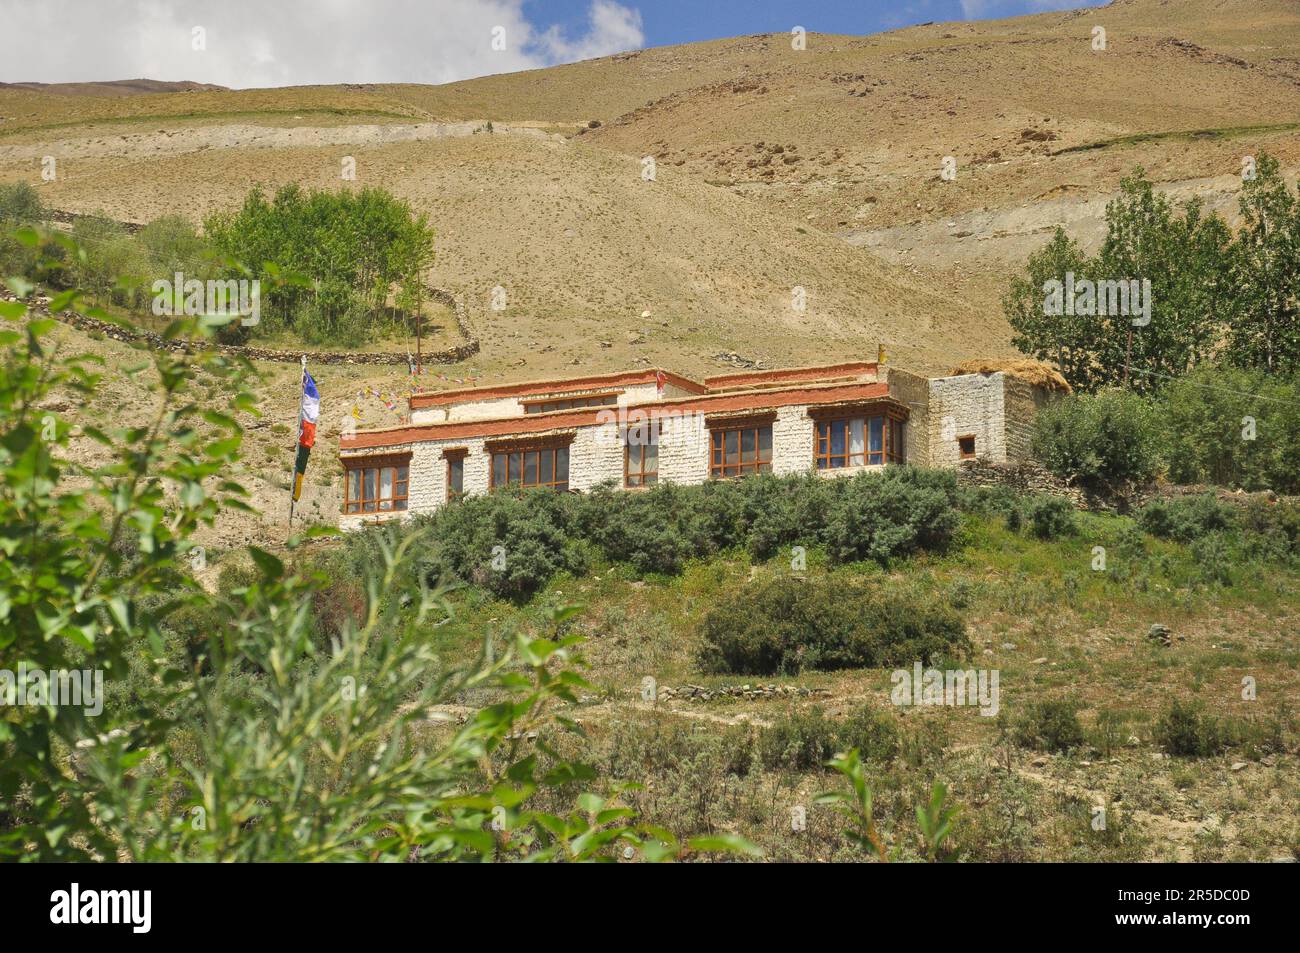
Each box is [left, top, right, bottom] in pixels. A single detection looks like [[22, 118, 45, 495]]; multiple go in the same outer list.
[[203, 184, 435, 345], [758, 707, 840, 772], [838, 704, 900, 762], [0, 182, 49, 278], [697, 575, 969, 676], [417, 489, 586, 600], [1012, 699, 1084, 752], [1138, 494, 1238, 543], [1155, 700, 1230, 757], [821, 467, 961, 564], [1032, 388, 1163, 493], [1026, 494, 1076, 539]]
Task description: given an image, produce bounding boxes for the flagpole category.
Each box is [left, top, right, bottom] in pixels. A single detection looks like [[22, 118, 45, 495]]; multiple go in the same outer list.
[[290, 354, 306, 527]]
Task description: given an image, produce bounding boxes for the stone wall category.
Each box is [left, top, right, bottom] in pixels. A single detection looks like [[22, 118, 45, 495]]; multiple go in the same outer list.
[[883, 366, 932, 467], [954, 458, 1089, 508], [7, 281, 479, 368], [1003, 375, 1057, 461], [927, 372, 1007, 467]]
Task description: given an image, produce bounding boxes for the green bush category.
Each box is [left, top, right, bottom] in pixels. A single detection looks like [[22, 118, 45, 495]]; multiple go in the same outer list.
[[203, 184, 434, 345], [838, 704, 901, 762], [821, 467, 961, 564], [1026, 494, 1076, 539], [1155, 700, 1230, 757], [415, 489, 587, 600], [1012, 699, 1085, 752], [697, 575, 969, 676], [1032, 388, 1163, 493], [758, 707, 841, 772], [1138, 494, 1238, 543], [0, 182, 48, 279]]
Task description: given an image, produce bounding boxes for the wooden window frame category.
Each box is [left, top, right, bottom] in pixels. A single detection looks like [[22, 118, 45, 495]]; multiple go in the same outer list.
[[486, 435, 574, 492], [342, 453, 411, 515], [813, 413, 906, 469], [522, 391, 622, 414], [443, 447, 468, 502], [624, 419, 660, 488], [957, 434, 977, 460], [706, 413, 775, 480]]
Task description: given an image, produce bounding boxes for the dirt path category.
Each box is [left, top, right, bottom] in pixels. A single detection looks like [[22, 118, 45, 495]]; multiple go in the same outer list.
[[0, 119, 564, 163]]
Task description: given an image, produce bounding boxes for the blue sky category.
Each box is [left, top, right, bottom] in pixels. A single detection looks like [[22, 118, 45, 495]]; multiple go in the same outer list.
[[3, 0, 1101, 87], [527, 0, 1097, 49]]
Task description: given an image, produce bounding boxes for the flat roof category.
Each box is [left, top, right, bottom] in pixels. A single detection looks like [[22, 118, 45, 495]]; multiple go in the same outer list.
[[408, 368, 708, 408], [342, 380, 896, 451]]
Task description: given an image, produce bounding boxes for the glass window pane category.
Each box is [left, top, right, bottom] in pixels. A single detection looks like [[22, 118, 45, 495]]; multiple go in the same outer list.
[[741, 428, 756, 462], [830, 422, 845, 460], [493, 454, 506, 487], [850, 418, 865, 464], [870, 417, 884, 453], [725, 430, 739, 465], [627, 472, 641, 487], [363, 468, 375, 502], [758, 426, 772, 462], [644, 472, 657, 485], [540, 450, 553, 485], [380, 467, 394, 499], [449, 459, 463, 494], [524, 451, 538, 486], [350, 470, 362, 501], [557, 448, 569, 483], [644, 442, 657, 473], [508, 452, 521, 485]]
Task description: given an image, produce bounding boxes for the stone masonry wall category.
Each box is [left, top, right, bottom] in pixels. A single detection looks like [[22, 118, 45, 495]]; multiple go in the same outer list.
[[927, 372, 1007, 467]]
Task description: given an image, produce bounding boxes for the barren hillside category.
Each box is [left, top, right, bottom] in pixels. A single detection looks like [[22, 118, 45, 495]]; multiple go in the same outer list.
[[3, 0, 1299, 540]]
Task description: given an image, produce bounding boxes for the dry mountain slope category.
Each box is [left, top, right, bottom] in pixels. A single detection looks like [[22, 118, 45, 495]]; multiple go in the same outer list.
[[4, 0, 1298, 380], [17, 130, 996, 377]]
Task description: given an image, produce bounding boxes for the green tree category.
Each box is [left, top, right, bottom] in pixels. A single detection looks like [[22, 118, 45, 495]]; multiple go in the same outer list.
[[1007, 169, 1237, 393], [1159, 365, 1300, 493], [1230, 154, 1300, 373], [1031, 387, 1164, 493]]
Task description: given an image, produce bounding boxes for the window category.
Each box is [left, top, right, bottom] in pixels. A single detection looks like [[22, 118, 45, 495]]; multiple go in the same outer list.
[[445, 448, 467, 501], [709, 418, 773, 478], [523, 393, 619, 414], [813, 412, 905, 468], [488, 439, 571, 491], [343, 455, 409, 514], [625, 419, 659, 487], [957, 434, 976, 460]]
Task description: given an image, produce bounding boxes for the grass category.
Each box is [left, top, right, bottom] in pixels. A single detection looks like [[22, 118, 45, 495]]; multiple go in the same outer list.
[[1052, 122, 1300, 156], [414, 506, 1299, 860]]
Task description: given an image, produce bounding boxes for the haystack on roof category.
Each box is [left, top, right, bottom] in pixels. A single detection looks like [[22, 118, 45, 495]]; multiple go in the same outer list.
[[949, 359, 1072, 393]]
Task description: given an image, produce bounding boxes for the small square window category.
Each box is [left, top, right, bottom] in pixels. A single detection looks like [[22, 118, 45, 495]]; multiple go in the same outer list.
[[958, 435, 976, 460]]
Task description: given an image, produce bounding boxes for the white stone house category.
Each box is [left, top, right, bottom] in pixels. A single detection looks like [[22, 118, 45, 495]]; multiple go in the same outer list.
[[337, 360, 1054, 528]]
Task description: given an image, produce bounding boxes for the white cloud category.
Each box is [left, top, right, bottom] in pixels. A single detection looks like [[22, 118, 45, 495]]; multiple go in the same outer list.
[[0, 0, 645, 88]]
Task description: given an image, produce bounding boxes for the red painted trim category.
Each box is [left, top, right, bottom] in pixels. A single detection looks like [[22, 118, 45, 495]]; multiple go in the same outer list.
[[704, 361, 877, 389], [342, 381, 893, 451], [409, 368, 707, 408]]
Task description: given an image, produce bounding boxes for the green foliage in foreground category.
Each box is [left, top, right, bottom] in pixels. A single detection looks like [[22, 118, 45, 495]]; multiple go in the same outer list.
[[0, 238, 747, 862]]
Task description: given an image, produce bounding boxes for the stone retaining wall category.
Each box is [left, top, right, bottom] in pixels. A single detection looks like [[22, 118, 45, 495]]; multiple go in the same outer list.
[[30, 209, 479, 366], [5, 288, 479, 367]]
